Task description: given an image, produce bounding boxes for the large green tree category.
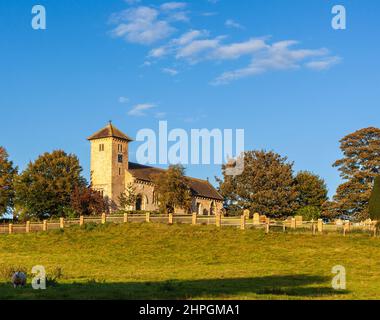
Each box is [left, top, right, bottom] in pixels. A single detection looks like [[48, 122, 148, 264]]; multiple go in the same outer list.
[[218, 150, 299, 218], [14, 150, 87, 220], [153, 165, 192, 214], [332, 127, 380, 220], [0, 147, 17, 216], [294, 171, 328, 209]]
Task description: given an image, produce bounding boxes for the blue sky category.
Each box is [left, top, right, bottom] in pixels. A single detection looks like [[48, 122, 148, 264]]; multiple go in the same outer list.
[[1, 0, 380, 197]]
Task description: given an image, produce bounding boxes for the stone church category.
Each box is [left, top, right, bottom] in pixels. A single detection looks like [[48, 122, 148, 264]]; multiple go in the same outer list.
[[88, 122, 223, 215]]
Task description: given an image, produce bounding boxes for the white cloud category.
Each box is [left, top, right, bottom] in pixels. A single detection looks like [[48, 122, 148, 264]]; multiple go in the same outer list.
[[160, 2, 187, 11], [176, 38, 222, 61], [111, 7, 175, 45], [128, 103, 156, 116], [212, 41, 338, 85], [110, 3, 189, 45], [225, 19, 244, 29], [162, 67, 179, 76], [148, 30, 209, 59], [110, 3, 341, 85], [201, 12, 218, 17], [305, 56, 342, 70], [213, 38, 267, 59], [119, 96, 130, 103]]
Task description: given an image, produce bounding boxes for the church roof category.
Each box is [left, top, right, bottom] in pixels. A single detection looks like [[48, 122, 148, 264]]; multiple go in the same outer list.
[[88, 122, 133, 142], [128, 162, 224, 201]]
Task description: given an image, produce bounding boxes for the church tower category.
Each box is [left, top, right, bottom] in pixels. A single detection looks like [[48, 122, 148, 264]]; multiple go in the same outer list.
[[88, 122, 133, 206]]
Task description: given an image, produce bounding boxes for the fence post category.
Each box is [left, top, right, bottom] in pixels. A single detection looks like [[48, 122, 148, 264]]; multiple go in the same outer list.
[[43, 220, 47, 231], [240, 215, 246, 230], [266, 219, 270, 234], [8, 224, 13, 234], [80, 216, 84, 227], [124, 212, 129, 223], [60, 218, 65, 229], [291, 218, 296, 229], [168, 213, 173, 225], [317, 219, 323, 233], [26, 221, 31, 233], [216, 214, 221, 227], [192, 213, 197, 226], [343, 224, 347, 236], [311, 220, 316, 235], [101, 213, 106, 224], [146, 212, 150, 223], [283, 220, 286, 232]]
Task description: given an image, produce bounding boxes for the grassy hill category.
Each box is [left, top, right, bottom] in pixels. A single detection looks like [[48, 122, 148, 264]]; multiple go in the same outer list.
[[1, 223, 380, 300]]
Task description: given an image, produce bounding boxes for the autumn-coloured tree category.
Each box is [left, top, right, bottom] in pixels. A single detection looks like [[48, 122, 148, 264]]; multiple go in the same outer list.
[[332, 127, 380, 220], [218, 150, 299, 218], [321, 200, 342, 219], [153, 165, 192, 214], [294, 171, 328, 209], [118, 183, 137, 212], [0, 147, 17, 216], [70, 186, 109, 217], [14, 150, 87, 220]]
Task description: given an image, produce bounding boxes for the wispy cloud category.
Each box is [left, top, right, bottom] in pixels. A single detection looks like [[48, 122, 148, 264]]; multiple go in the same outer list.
[[128, 103, 156, 116], [225, 19, 244, 30], [119, 96, 130, 103], [110, 3, 189, 45], [305, 56, 342, 70], [110, 2, 341, 85], [162, 67, 179, 76], [212, 41, 338, 85]]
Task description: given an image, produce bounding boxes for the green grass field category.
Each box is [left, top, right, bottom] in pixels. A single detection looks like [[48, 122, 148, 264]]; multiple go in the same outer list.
[[0, 223, 380, 300]]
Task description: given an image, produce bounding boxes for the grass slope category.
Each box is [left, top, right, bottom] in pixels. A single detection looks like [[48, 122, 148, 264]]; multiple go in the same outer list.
[[0, 223, 380, 300]]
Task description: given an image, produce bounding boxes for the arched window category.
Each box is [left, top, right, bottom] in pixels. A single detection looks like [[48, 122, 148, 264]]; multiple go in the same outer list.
[[136, 195, 143, 211], [210, 202, 216, 216]]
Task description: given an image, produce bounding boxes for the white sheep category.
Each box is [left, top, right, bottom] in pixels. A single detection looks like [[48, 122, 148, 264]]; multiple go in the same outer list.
[[11, 272, 27, 288]]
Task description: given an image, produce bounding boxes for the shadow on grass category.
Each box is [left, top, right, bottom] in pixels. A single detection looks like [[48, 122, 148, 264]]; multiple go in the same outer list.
[[0, 275, 349, 300]]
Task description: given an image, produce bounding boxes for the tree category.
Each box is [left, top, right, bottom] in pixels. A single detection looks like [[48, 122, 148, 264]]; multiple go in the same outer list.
[[321, 200, 342, 220], [0, 147, 17, 216], [294, 171, 328, 209], [296, 206, 321, 221], [14, 150, 87, 220], [218, 150, 299, 218], [71, 186, 109, 217], [369, 175, 380, 221], [333, 127, 380, 220], [152, 165, 192, 214], [118, 183, 137, 212]]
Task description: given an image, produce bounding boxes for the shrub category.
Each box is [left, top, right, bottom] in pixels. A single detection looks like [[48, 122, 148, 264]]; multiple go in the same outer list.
[[0, 265, 28, 281], [46, 267, 63, 287], [296, 206, 321, 221]]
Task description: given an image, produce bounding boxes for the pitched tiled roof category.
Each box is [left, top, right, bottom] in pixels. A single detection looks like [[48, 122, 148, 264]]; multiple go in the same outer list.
[[128, 162, 224, 201], [88, 123, 133, 142]]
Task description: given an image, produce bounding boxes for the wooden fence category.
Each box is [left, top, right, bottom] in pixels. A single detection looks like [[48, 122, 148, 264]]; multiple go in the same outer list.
[[0, 213, 378, 237]]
